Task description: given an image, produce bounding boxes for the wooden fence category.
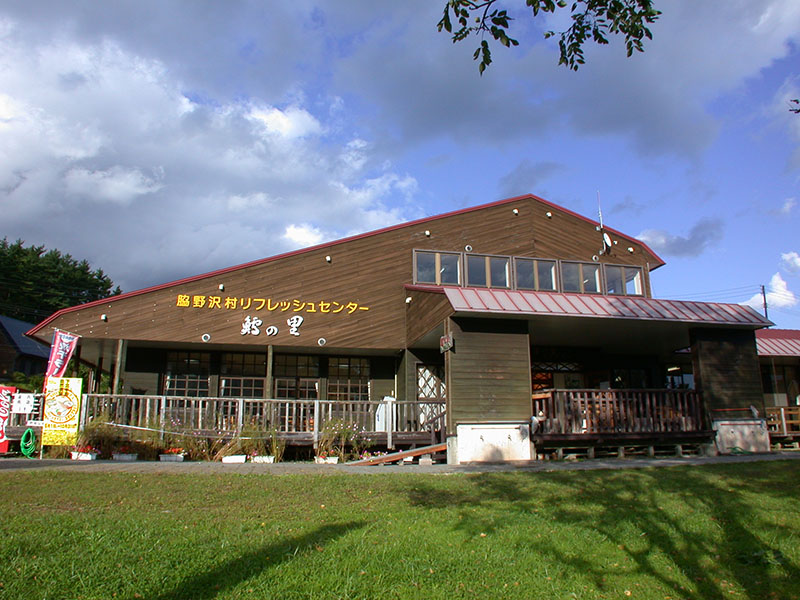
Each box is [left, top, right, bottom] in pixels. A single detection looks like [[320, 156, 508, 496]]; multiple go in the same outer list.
[[532, 388, 705, 436]]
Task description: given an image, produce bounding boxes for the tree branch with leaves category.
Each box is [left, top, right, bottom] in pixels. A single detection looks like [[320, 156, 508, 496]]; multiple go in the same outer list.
[[438, 0, 661, 73]]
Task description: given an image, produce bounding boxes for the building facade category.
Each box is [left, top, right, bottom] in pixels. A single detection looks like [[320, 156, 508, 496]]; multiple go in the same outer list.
[[27, 195, 772, 462]]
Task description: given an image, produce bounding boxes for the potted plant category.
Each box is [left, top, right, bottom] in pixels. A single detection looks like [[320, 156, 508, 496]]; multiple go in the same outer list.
[[71, 444, 98, 460], [112, 445, 138, 462], [159, 447, 185, 462], [314, 449, 339, 464]]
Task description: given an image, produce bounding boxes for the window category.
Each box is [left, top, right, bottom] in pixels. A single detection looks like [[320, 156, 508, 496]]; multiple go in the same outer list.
[[164, 351, 210, 397], [561, 262, 601, 294], [273, 354, 320, 378], [221, 353, 266, 377], [414, 251, 461, 285], [413, 249, 648, 297], [466, 254, 510, 288], [328, 357, 370, 402], [604, 265, 643, 296], [220, 377, 264, 398], [515, 258, 557, 291]]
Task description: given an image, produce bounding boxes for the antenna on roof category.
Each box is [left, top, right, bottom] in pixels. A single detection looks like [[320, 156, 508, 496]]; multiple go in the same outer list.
[[596, 191, 612, 256]]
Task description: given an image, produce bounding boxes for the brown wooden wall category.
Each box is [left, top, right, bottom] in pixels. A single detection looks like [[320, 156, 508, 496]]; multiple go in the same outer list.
[[690, 328, 763, 411], [33, 196, 659, 352], [445, 317, 532, 429], [405, 290, 454, 347]]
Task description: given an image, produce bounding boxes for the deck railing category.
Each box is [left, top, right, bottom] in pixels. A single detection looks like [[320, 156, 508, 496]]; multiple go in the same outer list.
[[765, 406, 800, 436], [532, 388, 705, 435], [80, 394, 445, 443]]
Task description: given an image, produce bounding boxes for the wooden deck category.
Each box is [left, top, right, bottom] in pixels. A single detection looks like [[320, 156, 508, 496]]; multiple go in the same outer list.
[[532, 388, 714, 450], [6, 394, 446, 450], [765, 406, 800, 440]]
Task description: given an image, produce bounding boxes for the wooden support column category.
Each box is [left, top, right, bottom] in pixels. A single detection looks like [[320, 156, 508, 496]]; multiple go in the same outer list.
[[111, 339, 127, 395], [266, 344, 274, 399]]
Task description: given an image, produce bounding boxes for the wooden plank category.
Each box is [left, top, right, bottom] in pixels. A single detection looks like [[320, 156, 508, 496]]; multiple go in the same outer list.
[[347, 443, 447, 466]]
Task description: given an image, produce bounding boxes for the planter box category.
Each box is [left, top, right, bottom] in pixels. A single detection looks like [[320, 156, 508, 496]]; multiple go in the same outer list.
[[314, 456, 339, 464], [251, 455, 275, 464], [159, 454, 185, 462], [112, 453, 138, 462], [71, 451, 98, 461], [221, 454, 248, 463]]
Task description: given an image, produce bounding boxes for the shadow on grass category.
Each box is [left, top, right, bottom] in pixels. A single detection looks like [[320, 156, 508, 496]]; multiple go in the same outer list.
[[406, 462, 800, 599], [126, 521, 365, 600]]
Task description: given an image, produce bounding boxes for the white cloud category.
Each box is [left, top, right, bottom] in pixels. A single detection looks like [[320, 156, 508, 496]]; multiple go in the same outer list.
[[781, 251, 800, 272], [283, 224, 324, 247], [64, 166, 163, 204], [743, 272, 797, 310], [779, 198, 796, 214], [226, 192, 273, 212], [248, 105, 322, 139]]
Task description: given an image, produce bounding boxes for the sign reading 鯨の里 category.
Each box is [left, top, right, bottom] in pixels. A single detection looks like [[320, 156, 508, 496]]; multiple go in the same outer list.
[[42, 377, 83, 447]]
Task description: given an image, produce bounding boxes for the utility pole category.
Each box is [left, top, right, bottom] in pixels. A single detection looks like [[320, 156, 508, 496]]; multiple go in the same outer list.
[[761, 285, 769, 320]]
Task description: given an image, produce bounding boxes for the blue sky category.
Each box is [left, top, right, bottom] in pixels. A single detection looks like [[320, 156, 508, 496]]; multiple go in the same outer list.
[[1, 1, 798, 327]]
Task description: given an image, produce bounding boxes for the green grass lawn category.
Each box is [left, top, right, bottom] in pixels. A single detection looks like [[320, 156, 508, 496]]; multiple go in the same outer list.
[[2, 461, 799, 599]]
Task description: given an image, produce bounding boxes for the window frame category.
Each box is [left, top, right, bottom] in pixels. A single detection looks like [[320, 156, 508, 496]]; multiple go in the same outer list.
[[465, 253, 512, 289], [560, 261, 602, 294], [513, 257, 558, 292], [413, 250, 462, 286], [603, 264, 644, 296]]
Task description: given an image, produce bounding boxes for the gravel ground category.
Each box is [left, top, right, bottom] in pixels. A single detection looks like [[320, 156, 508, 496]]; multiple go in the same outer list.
[[1, 451, 799, 475]]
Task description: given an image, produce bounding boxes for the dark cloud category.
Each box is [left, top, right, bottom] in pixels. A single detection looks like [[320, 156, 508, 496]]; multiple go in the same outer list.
[[638, 218, 724, 257], [498, 160, 565, 198], [609, 196, 645, 216]]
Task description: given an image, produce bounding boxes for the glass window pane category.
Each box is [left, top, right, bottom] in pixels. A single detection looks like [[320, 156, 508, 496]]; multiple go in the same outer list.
[[489, 257, 510, 288], [515, 258, 535, 290], [583, 264, 600, 293], [605, 265, 624, 295], [537, 260, 556, 291], [439, 253, 461, 285], [625, 267, 643, 295], [416, 252, 436, 284], [467, 255, 486, 287], [561, 263, 581, 292]]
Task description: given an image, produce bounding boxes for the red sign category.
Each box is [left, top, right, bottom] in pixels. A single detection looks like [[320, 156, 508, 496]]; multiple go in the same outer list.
[[44, 329, 81, 385], [0, 385, 14, 454]]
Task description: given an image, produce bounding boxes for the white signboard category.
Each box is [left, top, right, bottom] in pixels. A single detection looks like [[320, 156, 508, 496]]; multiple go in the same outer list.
[[12, 393, 36, 414]]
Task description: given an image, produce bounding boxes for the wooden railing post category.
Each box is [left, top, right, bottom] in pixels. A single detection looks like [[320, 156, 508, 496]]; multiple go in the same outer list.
[[387, 397, 395, 450], [781, 407, 787, 435], [159, 396, 166, 441], [313, 400, 319, 447], [237, 398, 245, 433]]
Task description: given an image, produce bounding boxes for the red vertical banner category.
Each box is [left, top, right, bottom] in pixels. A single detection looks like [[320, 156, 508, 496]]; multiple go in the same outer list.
[[0, 385, 14, 454], [43, 329, 81, 389]]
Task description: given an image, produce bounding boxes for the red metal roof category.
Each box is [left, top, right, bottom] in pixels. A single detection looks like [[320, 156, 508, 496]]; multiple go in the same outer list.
[[441, 287, 771, 327], [755, 329, 800, 357]]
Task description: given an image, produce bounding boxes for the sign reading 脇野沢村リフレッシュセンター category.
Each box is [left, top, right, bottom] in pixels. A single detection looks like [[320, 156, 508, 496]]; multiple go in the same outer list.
[[176, 295, 369, 314], [42, 377, 83, 447]]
